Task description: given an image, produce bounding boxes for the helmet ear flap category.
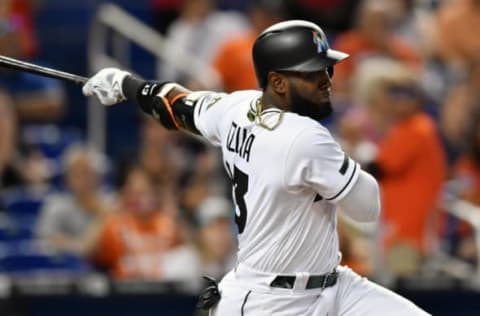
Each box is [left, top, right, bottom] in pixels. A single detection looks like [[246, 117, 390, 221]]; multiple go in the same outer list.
[[327, 66, 334, 79]]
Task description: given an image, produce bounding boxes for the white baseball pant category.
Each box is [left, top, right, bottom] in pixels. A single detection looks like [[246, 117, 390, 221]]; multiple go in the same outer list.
[[210, 264, 431, 316]]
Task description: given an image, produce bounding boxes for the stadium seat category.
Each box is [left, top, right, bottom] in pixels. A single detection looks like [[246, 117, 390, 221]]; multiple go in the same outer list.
[[2, 188, 46, 217], [0, 241, 90, 274]]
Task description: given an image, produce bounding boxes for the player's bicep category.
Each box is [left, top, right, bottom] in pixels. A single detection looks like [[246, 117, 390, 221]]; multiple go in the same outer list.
[[337, 170, 380, 222], [306, 147, 360, 203], [193, 92, 230, 146], [284, 127, 360, 203]]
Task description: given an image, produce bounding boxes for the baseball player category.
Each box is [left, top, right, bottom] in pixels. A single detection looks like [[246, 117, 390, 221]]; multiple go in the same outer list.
[[83, 20, 430, 316]]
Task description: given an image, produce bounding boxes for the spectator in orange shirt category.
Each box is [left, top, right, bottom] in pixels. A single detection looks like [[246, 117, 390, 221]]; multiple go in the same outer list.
[[366, 66, 446, 276], [212, 0, 285, 92], [332, 0, 421, 98], [93, 165, 200, 284]]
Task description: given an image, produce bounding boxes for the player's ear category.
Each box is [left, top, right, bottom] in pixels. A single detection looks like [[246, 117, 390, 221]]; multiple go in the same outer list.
[[268, 72, 287, 95]]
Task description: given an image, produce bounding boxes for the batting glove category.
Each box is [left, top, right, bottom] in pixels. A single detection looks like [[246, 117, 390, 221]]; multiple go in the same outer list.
[[196, 275, 221, 310], [82, 68, 131, 106]]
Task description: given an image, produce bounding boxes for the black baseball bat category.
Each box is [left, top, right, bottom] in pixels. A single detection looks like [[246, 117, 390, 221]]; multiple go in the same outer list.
[[0, 55, 88, 85]]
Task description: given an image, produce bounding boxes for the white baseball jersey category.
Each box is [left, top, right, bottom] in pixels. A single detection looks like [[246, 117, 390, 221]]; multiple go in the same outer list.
[[194, 90, 359, 275]]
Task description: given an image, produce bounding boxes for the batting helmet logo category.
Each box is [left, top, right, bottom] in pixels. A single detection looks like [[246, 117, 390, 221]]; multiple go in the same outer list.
[[312, 31, 328, 54]]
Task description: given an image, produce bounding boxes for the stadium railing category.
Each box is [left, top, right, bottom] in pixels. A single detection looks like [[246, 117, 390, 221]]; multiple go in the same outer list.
[[87, 3, 220, 153]]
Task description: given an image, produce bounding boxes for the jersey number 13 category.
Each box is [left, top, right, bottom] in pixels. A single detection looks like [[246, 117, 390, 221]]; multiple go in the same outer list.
[[226, 163, 249, 234]]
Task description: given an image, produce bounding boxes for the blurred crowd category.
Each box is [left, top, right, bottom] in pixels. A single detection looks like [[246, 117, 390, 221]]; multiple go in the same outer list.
[[1, 0, 480, 294]]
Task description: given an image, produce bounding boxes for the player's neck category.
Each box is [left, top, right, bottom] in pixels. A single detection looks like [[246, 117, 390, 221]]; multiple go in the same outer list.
[[260, 92, 288, 112]]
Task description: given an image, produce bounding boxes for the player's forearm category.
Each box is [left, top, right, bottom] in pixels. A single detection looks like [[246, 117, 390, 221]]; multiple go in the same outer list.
[[337, 170, 381, 222], [122, 75, 199, 133]]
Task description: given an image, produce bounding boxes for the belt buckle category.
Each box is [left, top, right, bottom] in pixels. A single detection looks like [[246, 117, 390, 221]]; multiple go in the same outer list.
[[271, 276, 295, 289]]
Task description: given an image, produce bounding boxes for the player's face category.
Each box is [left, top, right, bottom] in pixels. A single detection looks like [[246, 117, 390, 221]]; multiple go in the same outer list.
[[285, 69, 333, 120]]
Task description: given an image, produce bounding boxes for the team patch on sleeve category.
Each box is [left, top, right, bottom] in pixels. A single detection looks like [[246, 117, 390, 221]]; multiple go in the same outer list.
[[206, 96, 222, 109], [198, 93, 225, 114]]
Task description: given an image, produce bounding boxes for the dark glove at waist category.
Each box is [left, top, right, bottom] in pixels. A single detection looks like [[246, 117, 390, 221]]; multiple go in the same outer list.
[[196, 275, 221, 310]]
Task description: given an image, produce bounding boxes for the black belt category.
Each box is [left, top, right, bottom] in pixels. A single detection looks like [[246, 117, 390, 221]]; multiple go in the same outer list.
[[270, 270, 338, 290]]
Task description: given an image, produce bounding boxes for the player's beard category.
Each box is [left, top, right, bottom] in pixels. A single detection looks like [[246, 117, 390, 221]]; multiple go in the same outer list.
[[289, 85, 333, 121]]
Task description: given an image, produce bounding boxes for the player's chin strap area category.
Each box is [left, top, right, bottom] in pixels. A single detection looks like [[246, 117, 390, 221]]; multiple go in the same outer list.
[[122, 76, 202, 135]]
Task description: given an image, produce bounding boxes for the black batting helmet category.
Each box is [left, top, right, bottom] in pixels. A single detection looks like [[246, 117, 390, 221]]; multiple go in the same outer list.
[[252, 20, 349, 89]]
